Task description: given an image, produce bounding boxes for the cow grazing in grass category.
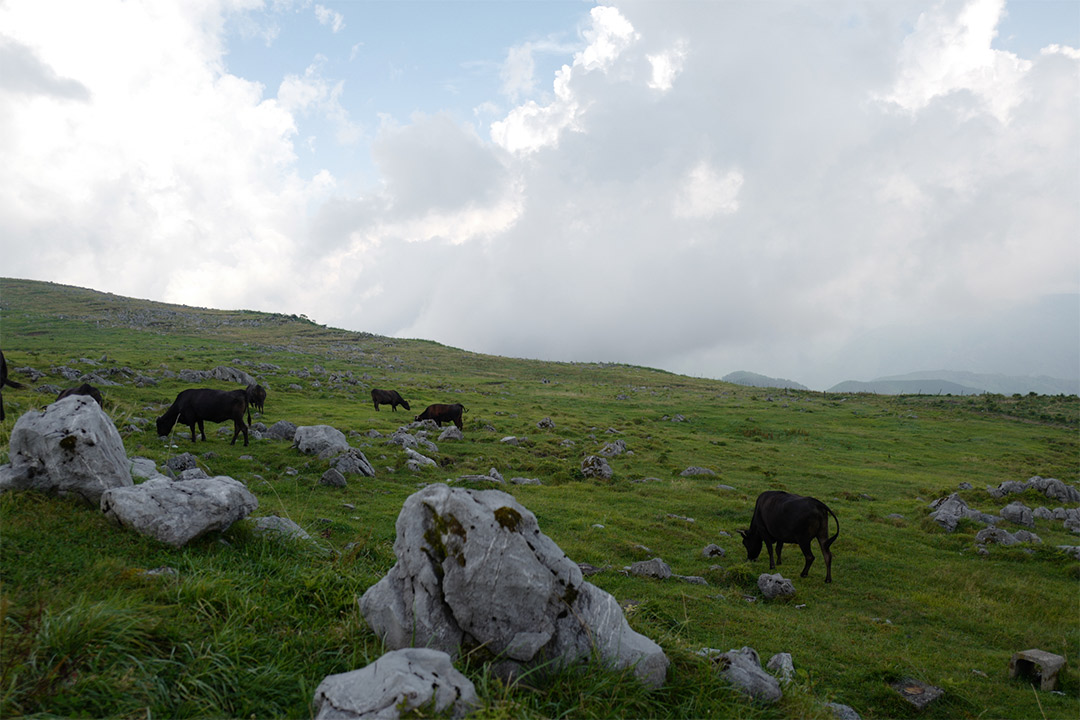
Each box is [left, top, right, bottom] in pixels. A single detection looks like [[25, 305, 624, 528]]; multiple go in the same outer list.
[[156, 388, 249, 446], [0, 350, 25, 422], [739, 490, 839, 583], [371, 388, 410, 412], [415, 403, 467, 430], [246, 384, 267, 415], [57, 383, 104, 407]]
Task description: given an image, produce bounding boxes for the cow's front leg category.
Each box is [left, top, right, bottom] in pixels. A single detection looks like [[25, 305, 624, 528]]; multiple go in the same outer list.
[[765, 541, 776, 569], [775, 542, 784, 565]]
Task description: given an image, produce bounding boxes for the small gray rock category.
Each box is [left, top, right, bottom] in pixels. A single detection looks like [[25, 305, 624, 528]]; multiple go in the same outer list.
[[320, 468, 348, 488]]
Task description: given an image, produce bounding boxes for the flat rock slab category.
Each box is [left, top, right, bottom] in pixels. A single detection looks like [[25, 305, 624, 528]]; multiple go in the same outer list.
[[1009, 648, 1066, 691], [100, 475, 257, 547], [313, 648, 477, 720], [891, 679, 943, 709]]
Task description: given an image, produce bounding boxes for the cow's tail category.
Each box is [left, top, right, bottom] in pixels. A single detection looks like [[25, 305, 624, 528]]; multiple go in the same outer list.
[[824, 507, 840, 551], [2, 377, 24, 390], [463, 405, 469, 413]]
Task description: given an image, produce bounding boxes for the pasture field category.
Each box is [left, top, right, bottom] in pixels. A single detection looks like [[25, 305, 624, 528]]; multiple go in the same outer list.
[[1, 277, 1077, 719]]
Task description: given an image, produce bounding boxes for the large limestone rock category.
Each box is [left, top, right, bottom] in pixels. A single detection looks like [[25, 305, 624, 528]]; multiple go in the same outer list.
[[360, 484, 669, 688], [0, 396, 132, 505], [100, 475, 257, 547], [313, 648, 478, 720]]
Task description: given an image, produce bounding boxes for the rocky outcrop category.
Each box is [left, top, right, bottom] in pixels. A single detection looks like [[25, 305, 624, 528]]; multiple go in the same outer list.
[[360, 484, 668, 688]]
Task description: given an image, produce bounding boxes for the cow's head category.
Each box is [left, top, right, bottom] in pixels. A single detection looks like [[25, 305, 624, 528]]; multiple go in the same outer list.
[[155, 414, 173, 438], [402, 400, 411, 411], [738, 529, 762, 560]]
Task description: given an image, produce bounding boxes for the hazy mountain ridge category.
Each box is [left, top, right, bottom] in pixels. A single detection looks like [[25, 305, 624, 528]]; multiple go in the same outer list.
[[721, 371, 809, 391], [829, 371, 1079, 396]]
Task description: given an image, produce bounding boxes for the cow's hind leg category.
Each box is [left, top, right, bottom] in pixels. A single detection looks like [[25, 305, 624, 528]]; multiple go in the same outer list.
[[798, 540, 815, 578], [819, 537, 833, 583], [775, 542, 785, 565]]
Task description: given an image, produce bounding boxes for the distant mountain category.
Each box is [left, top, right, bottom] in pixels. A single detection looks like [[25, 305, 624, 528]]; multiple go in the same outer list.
[[828, 379, 983, 395], [828, 371, 1079, 396], [723, 371, 809, 391]]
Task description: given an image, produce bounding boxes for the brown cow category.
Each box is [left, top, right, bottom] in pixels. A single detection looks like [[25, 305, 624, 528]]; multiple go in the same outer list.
[[414, 403, 467, 430], [371, 388, 410, 412], [739, 490, 839, 582]]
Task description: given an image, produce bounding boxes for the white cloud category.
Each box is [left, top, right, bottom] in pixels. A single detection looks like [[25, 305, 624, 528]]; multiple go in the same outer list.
[[647, 39, 687, 91], [673, 161, 743, 219], [314, 4, 345, 33], [877, 0, 1032, 122], [277, 57, 362, 145], [491, 5, 639, 154]]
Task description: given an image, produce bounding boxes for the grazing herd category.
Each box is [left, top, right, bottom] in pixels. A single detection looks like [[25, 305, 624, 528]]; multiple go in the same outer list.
[[0, 354, 841, 582]]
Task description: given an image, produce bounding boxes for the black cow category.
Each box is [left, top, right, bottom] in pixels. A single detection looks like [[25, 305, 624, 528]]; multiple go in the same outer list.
[[156, 388, 249, 446], [246, 384, 267, 415], [371, 388, 410, 412], [0, 350, 25, 422], [739, 490, 839, 583], [415, 403, 467, 430], [57, 383, 105, 407]]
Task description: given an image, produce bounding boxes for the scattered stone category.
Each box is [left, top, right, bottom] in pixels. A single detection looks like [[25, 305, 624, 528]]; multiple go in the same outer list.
[[578, 562, 604, 576], [439, 426, 464, 441], [404, 448, 437, 469], [599, 439, 627, 457], [510, 477, 542, 485], [675, 575, 708, 585], [699, 646, 782, 703], [1000, 501, 1034, 528], [129, 456, 161, 480], [1057, 546, 1080, 560], [312, 648, 478, 720], [139, 566, 179, 578], [294, 425, 351, 457], [890, 679, 943, 709], [1009, 649, 1066, 691], [320, 468, 348, 487], [680, 466, 715, 477], [975, 527, 1019, 546], [0, 396, 133, 506], [536, 417, 555, 429], [335, 449, 376, 477], [177, 467, 210, 481], [359, 484, 669, 688], [825, 702, 862, 720], [252, 515, 313, 541], [265, 420, 298, 441], [101, 475, 257, 547], [500, 436, 523, 446], [758, 573, 796, 599], [928, 494, 997, 531], [628, 558, 672, 580], [766, 652, 795, 684], [667, 513, 695, 523], [581, 455, 613, 480], [702, 544, 725, 558]]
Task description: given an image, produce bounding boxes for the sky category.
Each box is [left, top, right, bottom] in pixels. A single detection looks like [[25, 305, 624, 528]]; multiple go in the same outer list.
[[1, 0, 1077, 390]]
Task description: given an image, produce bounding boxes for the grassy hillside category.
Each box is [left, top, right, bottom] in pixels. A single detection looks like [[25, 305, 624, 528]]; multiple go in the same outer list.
[[1, 277, 1077, 719]]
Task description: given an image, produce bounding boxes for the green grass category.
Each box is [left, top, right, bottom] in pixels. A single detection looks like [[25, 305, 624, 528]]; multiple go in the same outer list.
[[1, 276, 1078, 719]]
